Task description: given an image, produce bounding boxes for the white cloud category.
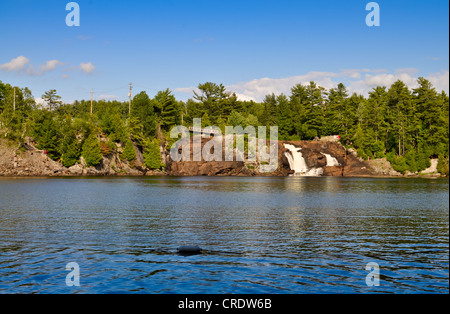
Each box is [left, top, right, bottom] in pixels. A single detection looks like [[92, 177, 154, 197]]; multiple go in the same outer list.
[[0, 56, 65, 76], [347, 70, 449, 96], [26, 59, 64, 76], [348, 72, 419, 95], [175, 68, 449, 102], [80, 62, 96, 74], [427, 70, 449, 94], [1, 56, 99, 78], [0, 56, 30, 72], [41, 60, 64, 72], [34, 97, 46, 106], [226, 71, 339, 101], [234, 93, 256, 102]]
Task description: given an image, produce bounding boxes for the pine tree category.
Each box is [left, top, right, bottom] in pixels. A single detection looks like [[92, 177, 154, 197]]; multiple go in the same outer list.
[[325, 83, 349, 135], [131, 91, 156, 137], [82, 134, 103, 167], [32, 110, 60, 160], [42, 89, 62, 111], [227, 111, 245, 128], [289, 84, 308, 138], [276, 94, 292, 139], [144, 139, 163, 169], [122, 139, 136, 162], [155, 89, 179, 131], [261, 94, 278, 128], [201, 112, 212, 128], [387, 80, 412, 157], [367, 86, 388, 144], [61, 133, 80, 167]]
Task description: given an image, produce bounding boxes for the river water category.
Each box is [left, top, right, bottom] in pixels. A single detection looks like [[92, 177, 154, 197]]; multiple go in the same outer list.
[[0, 176, 448, 294]]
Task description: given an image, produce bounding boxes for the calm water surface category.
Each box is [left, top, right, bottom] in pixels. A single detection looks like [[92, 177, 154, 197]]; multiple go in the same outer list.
[[0, 176, 448, 294]]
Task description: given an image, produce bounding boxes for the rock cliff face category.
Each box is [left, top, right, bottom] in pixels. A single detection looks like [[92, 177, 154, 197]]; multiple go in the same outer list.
[[165, 137, 372, 177], [165, 138, 292, 176], [0, 140, 64, 176], [282, 141, 373, 177], [0, 137, 381, 177], [0, 138, 148, 177]]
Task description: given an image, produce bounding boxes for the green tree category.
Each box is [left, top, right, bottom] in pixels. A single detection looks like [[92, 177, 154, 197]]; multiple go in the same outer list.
[[437, 155, 449, 176], [261, 94, 278, 128], [144, 139, 163, 169], [387, 80, 412, 157], [82, 134, 103, 167], [227, 111, 245, 128], [42, 89, 62, 111], [297, 82, 327, 140], [413, 78, 447, 156], [201, 112, 212, 128], [131, 91, 156, 137], [59, 117, 80, 167], [245, 113, 259, 128], [155, 89, 179, 131], [192, 82, 237, 123], [32, 109, 60, 160], [277, 94, 292, 139], [325, 82, 349, 136], [61, 133, 80, 167], [122, 139, 136, 162], [367, 86, 388, 144], [289, 84, 309, 138]]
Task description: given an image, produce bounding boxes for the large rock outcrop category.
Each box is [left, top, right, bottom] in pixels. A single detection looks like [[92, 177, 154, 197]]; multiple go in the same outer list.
[[165, 136, 288, 176], [0, 138, 147, 177], [282, 140, 372, 177], [0, 139, 64, 176], [1, 136, 401, 178], [165, 136, 371, 177]]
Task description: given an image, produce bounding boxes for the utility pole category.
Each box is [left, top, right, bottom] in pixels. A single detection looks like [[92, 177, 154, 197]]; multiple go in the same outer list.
[[90, 89, 93, 116], [13, 87, 16, 112], [128, 83, 133, 116]]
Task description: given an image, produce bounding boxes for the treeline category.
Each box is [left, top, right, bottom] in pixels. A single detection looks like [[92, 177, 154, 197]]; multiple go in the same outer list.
[[0, 78, 448, 175]]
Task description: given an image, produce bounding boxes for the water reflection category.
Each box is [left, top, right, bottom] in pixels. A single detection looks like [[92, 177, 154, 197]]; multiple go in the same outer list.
[[0, 177, 448, 293]]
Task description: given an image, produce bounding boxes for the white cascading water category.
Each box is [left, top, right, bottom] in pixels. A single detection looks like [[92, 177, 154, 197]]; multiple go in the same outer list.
[[322, 153, 340, 167], [284, 144, 324, 176], [284, 144, 307, 174]]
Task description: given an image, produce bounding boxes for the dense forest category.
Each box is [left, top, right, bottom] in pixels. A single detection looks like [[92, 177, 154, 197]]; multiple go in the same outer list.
[[0, 78, 448, 175]]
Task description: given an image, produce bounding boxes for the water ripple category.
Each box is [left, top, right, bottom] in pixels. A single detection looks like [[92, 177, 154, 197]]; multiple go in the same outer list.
[[0, 177, 448, 294]]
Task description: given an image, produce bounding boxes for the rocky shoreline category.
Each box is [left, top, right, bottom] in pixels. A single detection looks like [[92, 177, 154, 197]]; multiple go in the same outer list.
[[0, 138, 444, 178]]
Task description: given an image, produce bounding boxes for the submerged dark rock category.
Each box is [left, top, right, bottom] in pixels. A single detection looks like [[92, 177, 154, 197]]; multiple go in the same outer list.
[[177, 245, 203, 256]]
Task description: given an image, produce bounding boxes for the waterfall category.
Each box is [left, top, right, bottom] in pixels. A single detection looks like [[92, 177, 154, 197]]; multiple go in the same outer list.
[[322, 153, 340, 167], [284, 144, 308, 174], [284, 144, 323, 176]]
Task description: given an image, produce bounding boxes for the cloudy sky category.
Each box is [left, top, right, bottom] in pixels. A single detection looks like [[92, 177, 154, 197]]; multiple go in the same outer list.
[[0, 0, 448, 103]]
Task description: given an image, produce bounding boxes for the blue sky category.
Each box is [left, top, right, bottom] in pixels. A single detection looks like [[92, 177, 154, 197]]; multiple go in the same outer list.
[[0, 0, 448, 103]]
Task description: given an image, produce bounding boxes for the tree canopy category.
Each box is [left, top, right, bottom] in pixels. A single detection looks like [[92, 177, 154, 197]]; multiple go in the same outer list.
[[0, 78, 448, 175]]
